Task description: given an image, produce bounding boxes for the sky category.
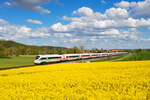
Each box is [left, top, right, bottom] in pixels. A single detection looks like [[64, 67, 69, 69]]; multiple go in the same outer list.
[[0, 0, 150, 49]]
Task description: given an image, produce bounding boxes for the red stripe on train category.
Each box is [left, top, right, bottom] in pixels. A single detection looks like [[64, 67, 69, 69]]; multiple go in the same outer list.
[[56, 55, 102, 60]]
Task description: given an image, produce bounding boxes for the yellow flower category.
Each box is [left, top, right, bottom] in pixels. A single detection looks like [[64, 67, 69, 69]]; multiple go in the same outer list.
[[0, 61, 150, 99]]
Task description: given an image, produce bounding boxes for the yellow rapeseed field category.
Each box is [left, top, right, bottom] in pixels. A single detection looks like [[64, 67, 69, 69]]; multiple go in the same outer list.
[[0, 61, 150, 100]]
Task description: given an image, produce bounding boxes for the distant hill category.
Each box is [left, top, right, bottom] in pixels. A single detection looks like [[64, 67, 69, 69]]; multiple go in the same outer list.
[[0, 40, 68, 56]]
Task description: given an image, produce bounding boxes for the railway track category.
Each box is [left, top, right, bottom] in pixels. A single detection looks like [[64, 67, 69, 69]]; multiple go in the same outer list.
[[0, 54, 126, 71], [0, 58, 96, 71]]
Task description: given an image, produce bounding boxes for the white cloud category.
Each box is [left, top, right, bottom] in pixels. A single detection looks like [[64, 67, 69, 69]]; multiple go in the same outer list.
[[35, 7, 150, 43], [132, 0, 150, 18], [47, 7, 150, 45], [51, 23, 68, 32], [1, 5, 150, 48], [0, 25, 31, 40], [114, 1, 130, 8], [101, 0, 106, 4], [69, 38, 81, 43], [62, 15, 150, 31], [0, 19, 9, 24], [97, 29, 120, 35], [53, 33, 72, 37], [0, 25, 52, 40], [27, 19, 42, 24], [31, 27, 51, 38], [115, 0, 150, 18], [73, 7, 94, 16], [115, 1, 136, 8], [31, 32, 50, 38], [3, 2, 12, 7], [105, 8, 129, 19], [63, 16, 82, 22], [89, 38, 98, 42], [4, 0, 50, 14]]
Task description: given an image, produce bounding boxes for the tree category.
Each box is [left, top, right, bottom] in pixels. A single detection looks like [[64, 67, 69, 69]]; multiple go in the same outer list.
[[80, 46, 85, 53], [72, 46, 80, 53], [0, 45, 7, 58]]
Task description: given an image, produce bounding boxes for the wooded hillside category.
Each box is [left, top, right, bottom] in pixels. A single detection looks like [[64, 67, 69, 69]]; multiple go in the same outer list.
[[0, 40, 97, 57], [0, 40, 68, 57]]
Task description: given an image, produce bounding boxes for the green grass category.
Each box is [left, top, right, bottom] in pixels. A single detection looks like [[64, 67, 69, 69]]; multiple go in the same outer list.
[[91, 54, 127, 62], [91, 51, 150, 62], [119, 51, 150, 61], [0, 56, 35, 68]]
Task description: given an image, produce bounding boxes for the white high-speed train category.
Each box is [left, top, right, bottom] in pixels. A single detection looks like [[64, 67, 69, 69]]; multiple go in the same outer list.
[[34, 52, 127, 64]]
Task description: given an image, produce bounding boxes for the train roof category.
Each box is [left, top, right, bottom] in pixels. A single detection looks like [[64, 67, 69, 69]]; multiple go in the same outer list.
[[37, 55, 63, 58], [36, 52, 126, 58], [63, 54, 81, 56]]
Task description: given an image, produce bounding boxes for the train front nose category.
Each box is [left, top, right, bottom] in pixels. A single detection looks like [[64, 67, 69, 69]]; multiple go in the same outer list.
[[34, 60, 40, 64]]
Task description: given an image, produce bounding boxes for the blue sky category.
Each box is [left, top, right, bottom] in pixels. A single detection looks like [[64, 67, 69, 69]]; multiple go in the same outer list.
[[0, 0, 150, 49]]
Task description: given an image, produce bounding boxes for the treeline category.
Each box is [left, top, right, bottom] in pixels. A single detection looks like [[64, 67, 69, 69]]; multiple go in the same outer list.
[[0, 40, 105, 58], [123, 49, 150, 53], [0, 40, 67, 57], [2, 40, 148, 58]]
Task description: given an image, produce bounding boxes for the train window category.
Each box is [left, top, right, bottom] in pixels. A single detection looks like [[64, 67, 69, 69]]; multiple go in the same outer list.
[[35, 56, 40, 60], [48, 57, 52, 59], [81, 55, 90, 57], [48, 57, 61, 59], [55, 57, 61, 58], [67, 56, 79, 58], [40, 58, 47, 60]]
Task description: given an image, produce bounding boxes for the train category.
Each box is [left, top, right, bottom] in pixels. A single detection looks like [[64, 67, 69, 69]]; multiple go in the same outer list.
[[34, 52, 128, 64]]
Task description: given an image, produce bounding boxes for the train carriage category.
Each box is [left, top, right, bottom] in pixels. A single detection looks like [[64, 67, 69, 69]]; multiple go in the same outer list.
[[34, 52, 128, 64], [34, 55, 63, 64], [63, 54, 81, 61], [81, 53, 91, 59]]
